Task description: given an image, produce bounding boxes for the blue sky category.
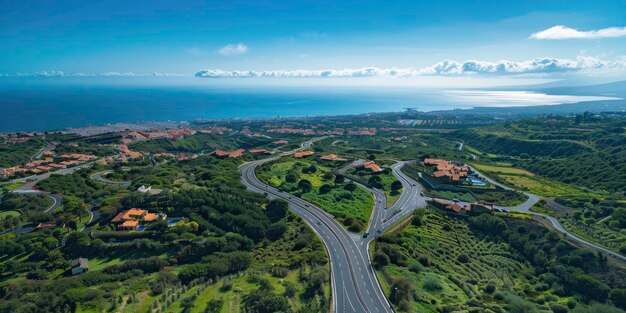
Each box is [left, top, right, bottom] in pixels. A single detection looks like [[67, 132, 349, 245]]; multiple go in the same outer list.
[[1, 0, 625, 85]]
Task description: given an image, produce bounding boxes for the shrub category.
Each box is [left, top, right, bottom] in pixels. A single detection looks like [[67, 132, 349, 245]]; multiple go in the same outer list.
[[219, 279, 233, 292], [422, 274, 442, 292], [550, 303, 568, 313], [373, 251, 390, 268], [610, 288, 626, 310], [457, 253, 469, 263], [319, 184, 333, 194], [408, 260, 424, 273], [344, 182, 357, 192]]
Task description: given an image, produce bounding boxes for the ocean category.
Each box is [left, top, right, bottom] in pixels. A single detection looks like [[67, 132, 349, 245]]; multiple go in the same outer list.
[[0, 81, 623, 133]]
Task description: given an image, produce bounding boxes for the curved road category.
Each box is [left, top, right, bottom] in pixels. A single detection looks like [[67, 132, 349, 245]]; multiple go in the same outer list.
[[91, 170, 132, 188], [240, 137, 431, 313], [437, 164, 626, 261], [243, 145, 626, 313], [241, 158, 394, 313]]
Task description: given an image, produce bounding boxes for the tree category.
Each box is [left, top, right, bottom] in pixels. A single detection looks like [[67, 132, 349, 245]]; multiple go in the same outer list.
[[62, 196, 88, 220], [368, 154, 376, 160], [150, 272, 179, 295], [334, 175, 345, 184], [344, 183, 357, 192], [298, 179, 313, 193], [390, 180, 402, 191], [285, 173, 298, 183], [609, 288, 626, 310], [319, 184, 333, 194], [266, 200, 289, 223], [204, 299, 224, 313], [243, 291, 291, 313], [46, 249, 66, 270], [373, 251, 390, 268]]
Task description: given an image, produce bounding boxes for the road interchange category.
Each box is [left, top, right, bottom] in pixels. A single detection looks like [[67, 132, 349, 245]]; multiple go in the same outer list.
[[240, 139, 626, 312]]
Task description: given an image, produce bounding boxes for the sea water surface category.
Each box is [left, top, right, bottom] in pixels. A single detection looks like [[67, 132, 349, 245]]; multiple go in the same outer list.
[[0, 80, 622, 132]]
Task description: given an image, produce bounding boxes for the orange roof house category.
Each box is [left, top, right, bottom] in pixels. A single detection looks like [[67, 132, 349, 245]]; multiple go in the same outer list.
[[319, 154, 347, 161], [119, 220, 139, 231], [360, 160, 383, 173], [424, 158, 468, 183], [249, 149, 270, 154], [143, 213, 158, 222], [272, 139, 288, 145], [111, 208, 165, 230], [210, 149, 246, 158], [294, 150, 314, 158], [229, 149, 245, 158]]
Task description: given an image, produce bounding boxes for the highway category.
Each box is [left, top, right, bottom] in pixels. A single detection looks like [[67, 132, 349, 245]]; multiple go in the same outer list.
[[240, 137, 422, 313], [241, 159, 394, 313], [239, 135, 434, 313]]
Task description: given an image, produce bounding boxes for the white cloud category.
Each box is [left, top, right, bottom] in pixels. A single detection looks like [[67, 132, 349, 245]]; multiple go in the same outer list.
[[218, 43, 248, 56], [530, 25, 626, 40], [195, 55, 626, 78]]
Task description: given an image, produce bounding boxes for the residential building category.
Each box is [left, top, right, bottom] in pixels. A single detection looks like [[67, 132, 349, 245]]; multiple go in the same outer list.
[[111, 208, 166, 231], [320, 154, 347, 161], [359, 160, 383, 173], [294, 150, 315, 158], [71, 258, 89, 275]]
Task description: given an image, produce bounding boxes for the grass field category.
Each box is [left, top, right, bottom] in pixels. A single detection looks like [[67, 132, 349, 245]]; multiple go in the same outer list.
[[470, 163, 535, 176], [498, 174, 584, 197], [470, 162, 586, 197], [0, 210, 20, 218], [258, 158, 373, 226]]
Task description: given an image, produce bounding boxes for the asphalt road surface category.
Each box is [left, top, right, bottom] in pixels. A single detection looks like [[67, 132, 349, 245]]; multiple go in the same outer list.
[[240, 137, 431, 313], [91, 170, 132, 188]]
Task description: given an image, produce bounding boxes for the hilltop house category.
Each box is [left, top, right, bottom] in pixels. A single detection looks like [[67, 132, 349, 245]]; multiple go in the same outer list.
[[294, 150, 315, 158], [71, 258, 89, 275], [424, 158, 469, 183], [429, 199, 493, 215], [319, 154, 347, 162], [358, 160, 383, 173], [111, 208, 166, 231]]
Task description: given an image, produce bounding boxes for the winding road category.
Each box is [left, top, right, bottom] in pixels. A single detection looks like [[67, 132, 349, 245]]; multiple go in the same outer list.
[[91, 170, 132, 188], [241, 139, 626, 312], [240, 138, 429, 313]]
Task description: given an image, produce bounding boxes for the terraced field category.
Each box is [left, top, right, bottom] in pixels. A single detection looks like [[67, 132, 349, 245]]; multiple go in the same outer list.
[[373, 210, 536, 312]]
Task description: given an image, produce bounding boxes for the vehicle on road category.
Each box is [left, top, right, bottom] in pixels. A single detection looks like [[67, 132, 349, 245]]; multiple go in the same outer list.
[[363, 232, 369, 238]]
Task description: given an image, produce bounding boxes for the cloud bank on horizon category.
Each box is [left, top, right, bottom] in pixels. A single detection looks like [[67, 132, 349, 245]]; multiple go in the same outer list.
[[195, 55, 626, 78], [530, 25, 626, 40]]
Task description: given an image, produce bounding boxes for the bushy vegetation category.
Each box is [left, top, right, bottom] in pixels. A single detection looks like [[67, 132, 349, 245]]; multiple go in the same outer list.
[[130, 133, 273, 154], [0, 156, 329, 312], [373, 209, 626, 312], [0, 137, 45, 168], [258, 158, 373, 227]]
